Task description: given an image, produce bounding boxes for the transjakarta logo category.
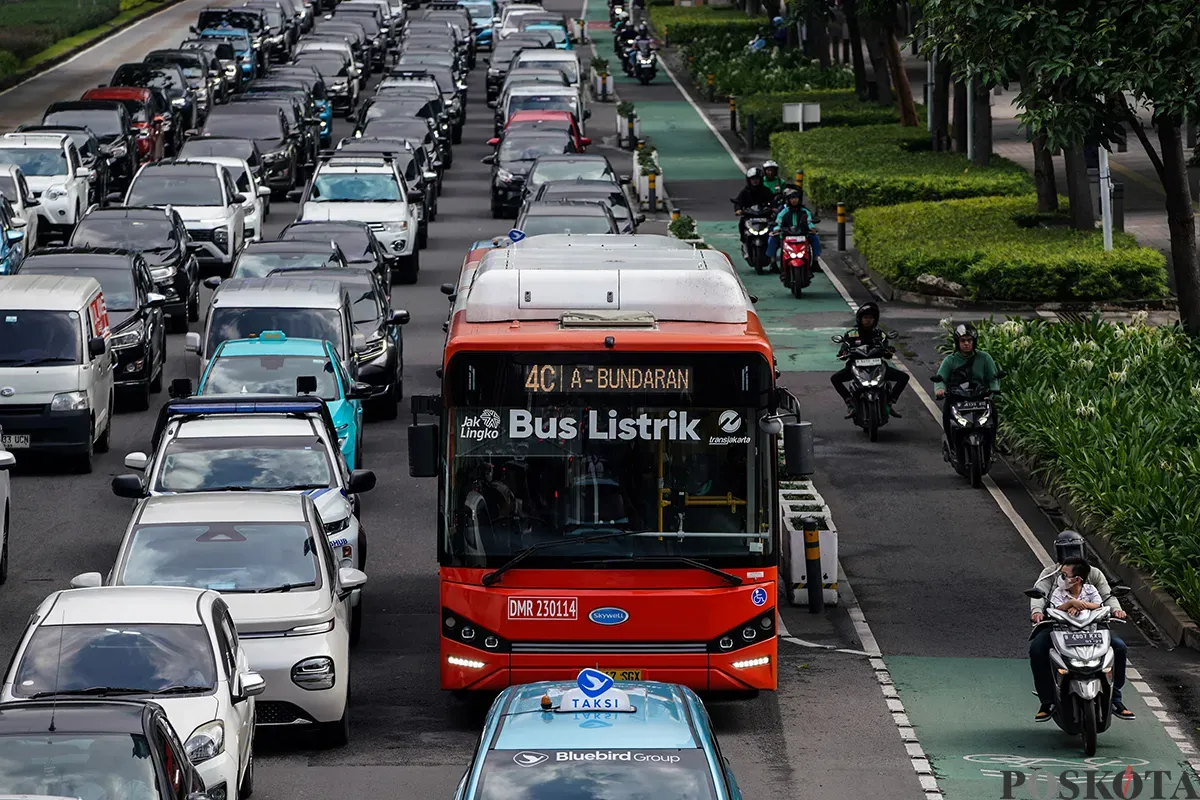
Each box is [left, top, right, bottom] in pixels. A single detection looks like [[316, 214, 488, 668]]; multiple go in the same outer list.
[[510, 409, 700, 441], [554, 751, 682, 764], [710, 410, 750, 446], [460, 409, 502, 440]]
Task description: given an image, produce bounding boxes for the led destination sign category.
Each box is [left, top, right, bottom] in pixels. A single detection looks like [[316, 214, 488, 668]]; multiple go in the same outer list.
[[524, 364, 693, 393]]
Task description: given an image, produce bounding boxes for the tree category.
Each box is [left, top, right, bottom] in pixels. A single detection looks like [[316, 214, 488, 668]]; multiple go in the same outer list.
[[842, 0, 870, 98], [862, 0, 919, 125]]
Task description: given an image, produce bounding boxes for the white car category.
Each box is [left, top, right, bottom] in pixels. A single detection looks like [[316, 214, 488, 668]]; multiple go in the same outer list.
[[0, 133, 91, 242], [75, 492, 366, 747], [3, 585, 263, 800], [111, 394, 376, 640], [124, 160, 247, 277], [0, 441, 12, 584], [181, 155, 271, 241], [0, 163, 41, 248], [296, 153, 421, 283]]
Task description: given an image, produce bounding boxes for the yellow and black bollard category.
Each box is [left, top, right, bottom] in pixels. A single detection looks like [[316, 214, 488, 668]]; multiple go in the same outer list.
[[729, 96, 737, 132], [802, 516, 824, 613], [794, 170, 804, 206], [648, 172, 657, 212], [837, 201, 846, 251], [707, 73, 715, 103], [670, 206, 680, 221], [627, 115, 637, 149], [663, 24, 669, 47]]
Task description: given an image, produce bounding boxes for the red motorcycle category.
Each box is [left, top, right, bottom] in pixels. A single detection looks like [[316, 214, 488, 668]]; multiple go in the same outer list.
[[779, 226, 814, 298]]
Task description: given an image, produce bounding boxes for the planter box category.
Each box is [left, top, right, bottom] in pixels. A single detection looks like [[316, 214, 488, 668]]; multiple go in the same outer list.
[[636, 150, 663, 210], [616, 114, 641, 148], [592, 73, 614, 101]]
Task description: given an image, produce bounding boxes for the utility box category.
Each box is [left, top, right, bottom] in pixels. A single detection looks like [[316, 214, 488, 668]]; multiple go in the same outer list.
[[782, 103, 821, 131], [780, 481, 838, 606]]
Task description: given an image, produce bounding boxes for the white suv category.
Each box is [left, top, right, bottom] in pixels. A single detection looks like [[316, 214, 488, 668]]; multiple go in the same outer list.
[[0, 133, 91, 242], [296, 153, 421, 283], [124, 160, 246, 277]]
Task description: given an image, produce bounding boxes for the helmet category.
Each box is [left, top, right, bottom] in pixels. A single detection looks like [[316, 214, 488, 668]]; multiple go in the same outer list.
[[636, 23, 648, 35], [785, 189, 801, 204], [763, 159, 779, 175], [745, 167, 762, 183], [855, 302, 879, 329], [772, 15, 784, 25], [953, 322, 978, 344], [1054, 530, 1086, 564]]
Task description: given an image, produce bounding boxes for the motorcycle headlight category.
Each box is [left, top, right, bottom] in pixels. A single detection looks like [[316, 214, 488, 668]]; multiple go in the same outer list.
[[185, 721, 224, 763], [496, 168, 514, 182], [746, 223, 767, 234], [952, 408, 970, 426], [51, 391, 89, 412], [330, 81, 348, 91], [853, 369, 881, 387], [110, 323, 145, 349], [46, 186, 69, 200], [977, 412, 990, 426]]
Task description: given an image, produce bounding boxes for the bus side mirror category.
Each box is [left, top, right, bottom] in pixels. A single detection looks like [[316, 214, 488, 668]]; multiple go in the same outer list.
[[782, 421, 813, 478], [169, 378, 193, 399], [408, 422, 439, 477]]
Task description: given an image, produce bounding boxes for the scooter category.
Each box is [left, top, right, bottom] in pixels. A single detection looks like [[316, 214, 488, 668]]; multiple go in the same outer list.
[[932, 372, 1005, 487], [779, 224, 815, 298], [833, 332, 895, 441], [733, 201, 773, 273], [633, 44, 657, 84], [1025, 585, 1130, 757]]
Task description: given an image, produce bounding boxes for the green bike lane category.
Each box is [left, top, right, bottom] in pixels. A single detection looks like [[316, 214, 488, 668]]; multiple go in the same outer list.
[[590, 5, 1200, 794]]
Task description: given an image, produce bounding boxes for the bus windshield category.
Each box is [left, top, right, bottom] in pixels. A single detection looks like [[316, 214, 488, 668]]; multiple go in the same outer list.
[[442, 353, 774, 569]]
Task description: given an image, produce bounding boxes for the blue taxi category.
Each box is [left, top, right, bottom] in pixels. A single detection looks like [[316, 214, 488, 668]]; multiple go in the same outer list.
[[199, 27, 257, 84], [453, 669, 744, 800], [196, 331, 367, 469]]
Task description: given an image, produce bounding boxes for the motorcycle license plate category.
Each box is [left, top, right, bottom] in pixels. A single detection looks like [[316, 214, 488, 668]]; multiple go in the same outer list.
[[1063, 632, 1104, 647], [855, 358, 882, 367], [956, 401, 989, 411]]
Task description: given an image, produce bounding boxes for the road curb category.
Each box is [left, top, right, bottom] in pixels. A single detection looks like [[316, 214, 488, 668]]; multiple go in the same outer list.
[[0, 0, 187, 94]]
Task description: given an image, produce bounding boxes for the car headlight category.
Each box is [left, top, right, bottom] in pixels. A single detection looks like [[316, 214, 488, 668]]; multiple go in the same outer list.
[[263, 150, 286, 162], [171, 97, 187, 107], [46, 186, 69, 200], [185, 721, 224, 763], [324, 514, 351, 534], [110, 323, 145, 349], [360, 337, 387, 361], [385, 220, 408, 231], [105, 143, 128, 158], [291, 655, 335, 690], [487, 68, 499, 76], [496, 168, 514, 183], [150, 265, 178, 281], [51, 391, 89, 412]]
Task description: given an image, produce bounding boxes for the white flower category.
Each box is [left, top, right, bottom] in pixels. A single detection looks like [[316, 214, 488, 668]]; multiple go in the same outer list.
[[1077, 359, 1095, 370], [1108, 370, 1127, 383], [1017, 335, 1034, 348], [1131, 309, 1149, 325], [1076, 402, 1098, 418], [1190, 382, 1200, 398]]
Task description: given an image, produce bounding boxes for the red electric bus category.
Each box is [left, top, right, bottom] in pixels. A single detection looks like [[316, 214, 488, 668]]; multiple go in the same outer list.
[[411, 238, 805, 693]]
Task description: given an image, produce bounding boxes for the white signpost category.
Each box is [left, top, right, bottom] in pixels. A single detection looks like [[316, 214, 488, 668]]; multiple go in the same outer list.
[[782, 103, 822, 132]]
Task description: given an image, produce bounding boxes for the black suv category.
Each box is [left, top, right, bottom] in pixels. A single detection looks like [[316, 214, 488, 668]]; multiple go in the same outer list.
[[144, 50, 217, 121], [110, 62, 200, 135], [42, 101, 138, 193], [69, 205, 200, 331], [19, 248, 167, 409]]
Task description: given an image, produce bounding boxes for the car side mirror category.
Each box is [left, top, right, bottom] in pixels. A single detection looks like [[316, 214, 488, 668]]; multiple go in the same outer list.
[[348, 468, 376, 494], [71, 572, 103, 589], [169, 378, 193, 399], [287, 188, 304, 201], [87, 336, 106, 359], [486, 100, 497, 108], [389, 309, 410, 326], [407, 190, 423, 203], [408, 422, 439, 477], [580, 137, 592, 147], [231, 193, 247, 205], [583, 109, 592, 119], [635, 214, 646, 224], [24, 198, 39, 207], [236, 671, 266, 701], [481, 154, 494, 164], [423, 170, 438, 181], [185, 331, 202, 354], [0, 451, 14, 470], [184, 128, 201, 137], [112, 474, 146, 498], [5, 229, 24, 243], [203, 276, 221, 290], [257, 185, 271, 197], [145, 292, 166, 308], [486, 137, 500, 146], [78, 167, 96, 180], [338, 566, 368, 595], [347, 381, 372, 400], [619, 174, 631, 184], [781, 421, 813, 478]]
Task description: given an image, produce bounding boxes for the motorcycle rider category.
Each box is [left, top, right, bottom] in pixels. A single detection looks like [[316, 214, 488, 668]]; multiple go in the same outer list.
[[614, 19, 637, 55], [830, 301, 908, 418], [1029, 531, 1134, 722], [626, 23, 654, 72], [733, 167, 776, 239], [772, 15, 788, 47], [935, 322, 1000, 442], [762, 160, 785, 195], [767, 187, 821, 263]]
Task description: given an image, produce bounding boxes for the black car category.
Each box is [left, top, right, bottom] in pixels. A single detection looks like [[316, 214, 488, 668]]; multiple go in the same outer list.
[[109, 62, 199, 135], [69, 205, 200, 330], [360, 116, 447, 173], [238, 87, 320, 164], [334, 6, 388, 67], [521, 152, 622, 201], [485, 35, 554, 102], [279, 220, 390, 289], [484, 130, 575, 217], [265, 266, 408, 415], [178, 135, 265, 185], [514, 199, 621, 236], [242, 1, 295, 61], [228, 94, 317, 172], [14, 124, 109, 206], [42, 101, 138, 193], [195, 6, 270, 69], [144, 50, 216, 120], [19, 248, 167, 409], [223, 238, 349, 280], [532, 179, 642, 233], [387, 66, 463, 137], [179, 39, 237, 101], [198, 106, 297, 195], [0, 700, 210, 800], [294, 54, 357, 116]]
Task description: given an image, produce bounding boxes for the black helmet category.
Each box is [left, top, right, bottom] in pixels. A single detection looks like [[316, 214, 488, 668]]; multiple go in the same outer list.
[[1054, 531, 1086, 564], [745, 167, 762, 183], [855, 302, 879, 329], [953, 322, 978, 343]]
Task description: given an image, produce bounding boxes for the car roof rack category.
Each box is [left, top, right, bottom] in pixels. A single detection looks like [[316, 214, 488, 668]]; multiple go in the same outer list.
[[151, 395, 338, 450]]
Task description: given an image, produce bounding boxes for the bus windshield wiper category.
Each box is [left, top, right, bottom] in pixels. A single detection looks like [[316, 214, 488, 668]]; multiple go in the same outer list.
[[481, 529, 646, 587], [574, 556, 744, 586]]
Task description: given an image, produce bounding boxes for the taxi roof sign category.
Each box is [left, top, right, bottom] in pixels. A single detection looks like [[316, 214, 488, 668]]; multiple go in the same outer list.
[[555, 669, 635, 713], [258, 330, 287, 340]]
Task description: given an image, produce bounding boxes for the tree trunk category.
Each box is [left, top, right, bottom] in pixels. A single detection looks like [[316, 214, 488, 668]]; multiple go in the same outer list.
[[971, 81, 992, 166], [861, 19, 892, 106], [1063, 146, 1096, 231], [952, 80, 968, 152], [1032, 132, 1058, 212], [1158, 119, 1200, 333], [843, 0, 868, 100], [881, 25, 919, 126], [931, 52, 950, 151], [808, 11, 831, 69]]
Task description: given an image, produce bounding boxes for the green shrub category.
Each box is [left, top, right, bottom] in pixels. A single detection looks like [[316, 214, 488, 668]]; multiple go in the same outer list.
[[679, 35, 852, 97], [0, 0, 121, 63], [854, 195, 1168, 301], [738, 90, 916, 137], [978, 315, 1200, 621], [648, 6, 765, 44], [0, 50, 20, 79], [770, 124, 1033, 210], [669, 214, 699, 240]]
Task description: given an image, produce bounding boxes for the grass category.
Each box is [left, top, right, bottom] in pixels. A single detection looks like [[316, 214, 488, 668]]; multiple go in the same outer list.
[[3, 0, 165, 75]]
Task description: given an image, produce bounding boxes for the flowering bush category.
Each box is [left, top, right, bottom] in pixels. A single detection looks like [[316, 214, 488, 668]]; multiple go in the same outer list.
[[976, 315, 1200, 621]]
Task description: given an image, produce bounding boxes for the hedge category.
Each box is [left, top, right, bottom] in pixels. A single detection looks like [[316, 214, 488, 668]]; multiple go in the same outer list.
[[854, 195, 1168, 301], [770, 124, 1033, 210], [647, 6, 766, 45], [679, 33, 852, 97], [0, 0, 121, 64], [738, 90, 916, 138], [979, 316, 1200, 621]]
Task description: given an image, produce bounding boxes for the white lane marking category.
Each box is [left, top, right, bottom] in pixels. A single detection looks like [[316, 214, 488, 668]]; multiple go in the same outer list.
[[1132, 680, 1152, 694], [1127, 667, 1142, 680], [655, 56, 747, 173], [817, 255, 858, 309]]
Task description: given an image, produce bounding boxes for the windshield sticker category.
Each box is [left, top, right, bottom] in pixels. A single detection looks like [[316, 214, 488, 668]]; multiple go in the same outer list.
[[458, 409, 756, 446], [509, 751, 683, 765], [195, 529, 247, 543]]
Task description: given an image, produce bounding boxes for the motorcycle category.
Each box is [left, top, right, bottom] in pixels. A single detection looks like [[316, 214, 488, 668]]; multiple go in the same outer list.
[[633, 42, 657, 84], [732, 200, 773, 273], [1024, 585, 1131, 756], [832, 332, 895, 441], [610, 1, 629, 25], [778, 224, 816, 297], [932, 372, 1005, 487]]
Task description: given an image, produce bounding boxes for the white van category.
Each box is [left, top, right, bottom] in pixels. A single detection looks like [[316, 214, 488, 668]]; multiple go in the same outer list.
[[0, 275, 115, 473]]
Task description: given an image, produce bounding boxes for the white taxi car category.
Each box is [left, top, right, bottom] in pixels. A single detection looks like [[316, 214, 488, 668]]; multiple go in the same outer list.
[[4, 585, 264, 800]]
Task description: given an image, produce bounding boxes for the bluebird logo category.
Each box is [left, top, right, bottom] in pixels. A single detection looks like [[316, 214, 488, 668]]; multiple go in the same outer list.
[[750, 587, 768, 606], [588, 607, 629, 626], [512, 752, 549, 768], [507, 228, 527, 242], [576, 668, 615, 698]]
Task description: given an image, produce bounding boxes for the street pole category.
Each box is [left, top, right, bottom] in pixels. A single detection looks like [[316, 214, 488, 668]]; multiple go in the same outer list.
[[927, 42, 937, 133], [1099, 147, 1113, 251], [966, 78, 975, 161]]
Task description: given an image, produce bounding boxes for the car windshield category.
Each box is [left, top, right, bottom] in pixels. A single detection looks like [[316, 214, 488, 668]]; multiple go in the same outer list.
[[233, 251, 336, 278], [0, 310, 81, 366], [527, 25, 567, 43], [154, 435, 334, 492], [462, 2, 492, 19], [115, 67, 183, 93], [198, 10, 263, 32], [297, 59, 346, 79], [204, 114, 285, 139], [284, 228, 370, 259], [476, 750, 717, 800], [0, 733, 159, 799], [519, 59, 578, 82], [119, 521, 320, 593], [0, 147, 67, 177], [500, 137, 567, 163], [13, 624, 217, 698], [530, 160, 612, 185], [181, 140, 253, 161], [521, 214, 612, 236], [207, 307, 343, 354], [72, 217, 176, 250], [105, 99, 150, 123], [204, 353, 340, 400], [311, 172, 401, 202], [21, 265, 136, 312], [343, 280, 380, 324], [509, 94, 575, 115], [44, 110, 122, 137], [127, 174, 222, 206]]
